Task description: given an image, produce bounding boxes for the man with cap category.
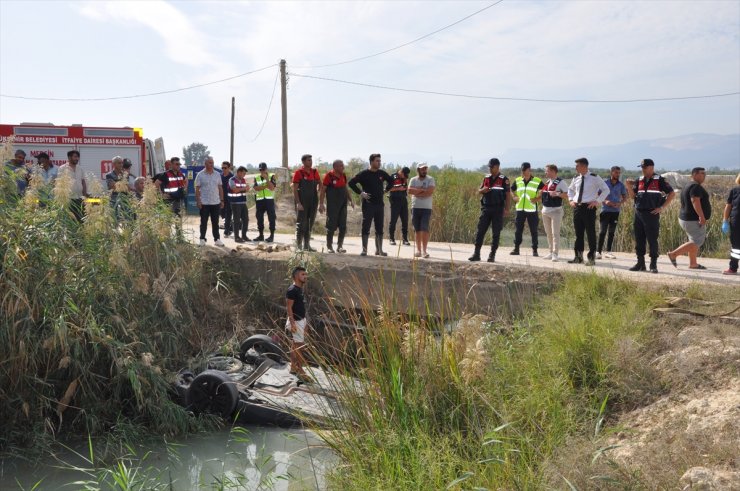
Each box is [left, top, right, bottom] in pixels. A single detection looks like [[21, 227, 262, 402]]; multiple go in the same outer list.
[[228, 166, 251, 243], [220, 161, 234, 237], [254, 162, 277, 242], [292, 154, 321, 251], [625, 158, 675, 273], [154, 156, 187, 217], [510, 162, 544, 256], [386, 166, 411, 246], [407, 163, 436, 258], [319, 159, 354, 253], [567, 158, 610, 265], [349, 153, 394, 256], [469, 158, 511, 262]]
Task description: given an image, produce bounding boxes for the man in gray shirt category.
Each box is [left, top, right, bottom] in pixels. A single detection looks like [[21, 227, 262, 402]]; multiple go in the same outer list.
[[407, 164, 436, 258], [194, 157, 225, 246]]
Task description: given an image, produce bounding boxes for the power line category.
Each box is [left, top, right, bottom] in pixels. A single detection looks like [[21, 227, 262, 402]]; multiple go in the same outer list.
[[291, 1, 505, 69], [289, 73, 740, 103], [248, 67, 280, 143], [0, 64, 278, 102]]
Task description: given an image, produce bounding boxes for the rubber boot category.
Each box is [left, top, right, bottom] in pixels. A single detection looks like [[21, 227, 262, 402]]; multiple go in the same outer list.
[[361, 234, 369, 256], [295, 230, 304, 250], [304, 233, 316, 252], [337, 231, 346, 253], [629, 256, 646, 272], [266, 231, 274, 243], [468, 247, 481, 262], [326, 232, 335, 253], [375, 235, 387, 256], [649, 257, 658, 274]]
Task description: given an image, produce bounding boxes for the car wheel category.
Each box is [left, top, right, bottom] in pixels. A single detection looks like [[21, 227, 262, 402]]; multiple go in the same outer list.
[[185, 370, 239, 418], [239, 334, 287, 364]]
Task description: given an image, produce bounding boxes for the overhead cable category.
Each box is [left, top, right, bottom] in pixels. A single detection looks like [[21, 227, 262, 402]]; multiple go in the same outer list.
[[248, 67, 280, 143], [0, 64, 278, 102], [289, 73, 740, 103], [291, 0, 505, 69]]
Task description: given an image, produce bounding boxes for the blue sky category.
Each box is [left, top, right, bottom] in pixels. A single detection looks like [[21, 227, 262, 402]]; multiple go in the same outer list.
[[1, 0, 738, 168]]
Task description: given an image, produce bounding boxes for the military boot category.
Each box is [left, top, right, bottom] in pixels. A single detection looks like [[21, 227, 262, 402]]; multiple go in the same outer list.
[[375, 235, 387, 256], [361, 234, 369, 256], [468, 247, 481, 262]]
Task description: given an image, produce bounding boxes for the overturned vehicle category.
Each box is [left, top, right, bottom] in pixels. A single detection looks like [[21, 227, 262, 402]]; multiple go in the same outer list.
[[174, 335, 354, 426]]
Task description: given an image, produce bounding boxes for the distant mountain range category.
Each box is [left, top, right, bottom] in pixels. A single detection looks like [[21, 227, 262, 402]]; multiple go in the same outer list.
[[389, 134, 739, 171], [500, 133, 739, 171]]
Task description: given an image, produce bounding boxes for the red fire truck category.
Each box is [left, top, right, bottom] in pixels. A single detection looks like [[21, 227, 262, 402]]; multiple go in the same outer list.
[[0, 123, 166, 182]]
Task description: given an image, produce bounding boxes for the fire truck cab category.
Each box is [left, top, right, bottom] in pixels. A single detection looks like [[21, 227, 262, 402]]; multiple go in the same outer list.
[[0, 123, 166, 183]]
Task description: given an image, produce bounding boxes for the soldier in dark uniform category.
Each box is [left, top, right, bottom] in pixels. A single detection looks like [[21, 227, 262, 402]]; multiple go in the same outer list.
[[292, 154, 321, 251], [387, 167, 411, 246], [319, 159, 354, 253], [625, 159, 676, 273], [469, 158, 511, 262]]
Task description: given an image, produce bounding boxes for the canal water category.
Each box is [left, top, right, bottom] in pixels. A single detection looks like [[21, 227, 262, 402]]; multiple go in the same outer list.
[[0, 427, 337, 490]]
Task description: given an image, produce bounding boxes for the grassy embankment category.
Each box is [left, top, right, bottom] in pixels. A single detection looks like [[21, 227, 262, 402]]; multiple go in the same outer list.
[[0, 155, 264, 458], [318, 273, 673, 489]]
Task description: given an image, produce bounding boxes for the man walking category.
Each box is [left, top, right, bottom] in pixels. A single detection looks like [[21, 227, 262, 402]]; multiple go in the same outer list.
[[407, 164, 436, 258], [286, 267, 309, 379], [220, 161, 234, 238], [387, 167, 411, 246], [349, 153, 393, 256], [667, 167, 711, 269], [510, 162, 543, 256], [254, 162, 277, 242], [228, 166, 251, 243], [625, 159, 675, 273], [540, 164, 570, 261], [319, 159, 353, 253], [59, 150, 87, 223], [567, 158, 610, 265], [194, 157, 225, 247], [292, 154, 321, 251], [596, 166, 627, 259], [469, 158, 511, 263]]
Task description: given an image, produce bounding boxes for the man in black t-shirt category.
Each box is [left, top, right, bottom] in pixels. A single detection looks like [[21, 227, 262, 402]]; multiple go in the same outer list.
[[667, 167, 711, 269], [348, 153, 394, 256], [286, 267, 309, 378]]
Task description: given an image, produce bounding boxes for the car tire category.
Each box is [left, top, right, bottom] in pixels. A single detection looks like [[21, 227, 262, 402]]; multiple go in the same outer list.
[[239, 334, 287, 364], [185, 370, 239, 418]]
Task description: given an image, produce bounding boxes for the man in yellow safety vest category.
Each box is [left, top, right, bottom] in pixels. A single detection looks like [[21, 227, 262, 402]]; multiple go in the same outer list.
[[510, 162, 544, 256]]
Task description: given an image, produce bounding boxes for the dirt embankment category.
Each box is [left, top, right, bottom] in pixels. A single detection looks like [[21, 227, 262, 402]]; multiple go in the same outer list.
[[550, 297, 740, 490]]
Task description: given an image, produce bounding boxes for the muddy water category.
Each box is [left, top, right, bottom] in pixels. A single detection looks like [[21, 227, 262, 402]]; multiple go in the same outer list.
[[1, 427, 337, 490]]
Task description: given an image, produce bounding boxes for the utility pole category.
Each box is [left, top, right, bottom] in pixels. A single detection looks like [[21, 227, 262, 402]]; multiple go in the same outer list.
[[229, 96, 235, 165], [280, 59, 288, 169]]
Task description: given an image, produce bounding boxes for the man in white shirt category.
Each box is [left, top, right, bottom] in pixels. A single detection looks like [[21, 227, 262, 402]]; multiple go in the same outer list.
[[567, 157, 609, 265], [58, 150, 87, 223], [194, 157, 225, 246]]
